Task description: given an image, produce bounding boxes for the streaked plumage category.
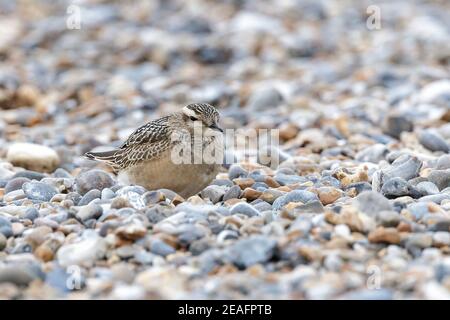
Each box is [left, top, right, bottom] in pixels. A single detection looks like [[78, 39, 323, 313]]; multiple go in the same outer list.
[[85, 103, 223, 197]]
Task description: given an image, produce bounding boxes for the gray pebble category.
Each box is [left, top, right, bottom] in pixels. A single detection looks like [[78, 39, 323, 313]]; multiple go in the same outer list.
[[416, 181, 439, 196], [230, 202, 261, 217], [75, 169, 115, 195], [22, 182, 58, 201], [76, 203, 103, 222], [418, 130, 449, 153], [223, 185, 241, 201], [273, 190, 318, 210], [427, 169, 450, 190], [149, 239, 175, 257], [228, 164, 248, 180], [4, 177, 30, 194], [354, 191, 393, 217], [227, 235, 277, 269], [381, 177, 414, 198], [201, 185, 226, 204], [78, 189, 101, 206], [12, 170, 45, 181]]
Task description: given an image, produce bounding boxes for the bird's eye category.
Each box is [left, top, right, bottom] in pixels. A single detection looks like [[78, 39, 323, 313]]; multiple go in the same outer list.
[[189, 116, 198, 121]]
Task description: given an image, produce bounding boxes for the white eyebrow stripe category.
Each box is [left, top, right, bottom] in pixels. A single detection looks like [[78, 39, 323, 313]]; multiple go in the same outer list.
[[182, 106, 198, 118]]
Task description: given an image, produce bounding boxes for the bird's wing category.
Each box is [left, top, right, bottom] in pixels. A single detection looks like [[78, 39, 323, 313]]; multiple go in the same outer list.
[[120, 116, 171, 148], [85, 116, 173, 170]]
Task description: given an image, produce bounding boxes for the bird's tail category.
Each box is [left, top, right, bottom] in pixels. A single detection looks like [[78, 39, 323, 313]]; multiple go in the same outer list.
[[84, 149, 123, 171]]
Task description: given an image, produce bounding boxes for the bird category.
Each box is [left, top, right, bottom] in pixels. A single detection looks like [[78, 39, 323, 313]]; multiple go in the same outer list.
[[85, 103, 224, 198]]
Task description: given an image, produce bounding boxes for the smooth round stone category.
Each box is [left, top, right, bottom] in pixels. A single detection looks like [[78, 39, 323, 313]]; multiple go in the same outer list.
[[416, 181, 439, 196], [230, 202, 261, 217], [433, 231, 450, 246], [436, 154, 450, 170], [75, 170, 115, 195], [78, 189, 101, 206], [56, 233, 108, 268], [381, 177, 414, 198], [354, 191, 392, 217], [12, 170, 45, 181], [66, 192, 82, 205], [0, 179, 8, 188], [252, 201, 272, 212], [4, 177, 30, 194], [149, 239, 175, 257], [377, 211, 401, 227], [320, 176, 341, 188], [22, 181, 58, 201], [406, 233, 433, 249], [407, 202, 430, 220], [6, 142, 60, 172], [101, 188, 116, 200], [382, 114, 413, 139], [0, 263, 45, 286], [382, 156, 422, 182], [211, 179, 234, 187], [274, 173, 307, 186], [223, 185, 241, 201], [0, 216, 13, 238], [52, 168, 72, 178], [200, 185, 226, 204], [355, 144, 388, 163], [228, 164, 248, 180], [3, 189, 26, 202], [189, 239, 211, 255], [226, 235, 277, 269], [141, 191, 166, 206], [419, 193, 450, 204], [427, 169, 450, 190], [76, 203, 103, 222], [418, 130, 449, 153], [272, 190, 318, 210]]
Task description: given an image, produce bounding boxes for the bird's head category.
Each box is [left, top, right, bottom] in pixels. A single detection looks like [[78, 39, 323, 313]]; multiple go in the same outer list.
[[182, 103, 223, 133]]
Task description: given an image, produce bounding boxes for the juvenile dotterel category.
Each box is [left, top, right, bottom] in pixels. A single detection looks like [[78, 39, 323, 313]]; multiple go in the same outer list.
[[85, 103, 224, 198]]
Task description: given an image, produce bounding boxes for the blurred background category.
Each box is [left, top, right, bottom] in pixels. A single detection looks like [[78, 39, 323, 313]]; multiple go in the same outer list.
[[0, 0, 449, 170], [0, 0, 450, 300]]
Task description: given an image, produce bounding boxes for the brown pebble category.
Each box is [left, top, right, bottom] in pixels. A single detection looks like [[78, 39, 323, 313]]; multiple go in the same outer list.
[[368, 227, 401, 244], [264, 176, 280, 188], [233, 178, 255, 190], [242, 188, 262, 201], [397, 221, 412, 232]]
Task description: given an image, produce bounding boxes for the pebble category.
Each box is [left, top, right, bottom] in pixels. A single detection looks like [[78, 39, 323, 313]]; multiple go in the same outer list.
[[0, 216, 13, 238], [149, 239, 175, 257], [229, 202, 261, 217], [0, 0, 448, 300], [227, 236, 277, 268], [381, 177, 415, 198], [76, 203, 103, 222], [200, 185, 226, 204], [354, 191, 393, 217], [6, 143, 60, 172], [223, 185, 241, 201], [75, 170, 115, 195], [4, 177, 30, 194], [57, 232, 108, 268], [427, 169, 450, 190], [78, 189, 101, 206], [418, 130, 449, 153], [272, 190, 318, 211], [368, 227, 401, 244], [416, 181, 439, 196], [22, 181, 58, 202]]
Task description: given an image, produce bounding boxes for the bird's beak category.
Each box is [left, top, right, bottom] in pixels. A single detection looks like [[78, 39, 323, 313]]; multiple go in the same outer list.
[[209, 123, 223, 132]]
